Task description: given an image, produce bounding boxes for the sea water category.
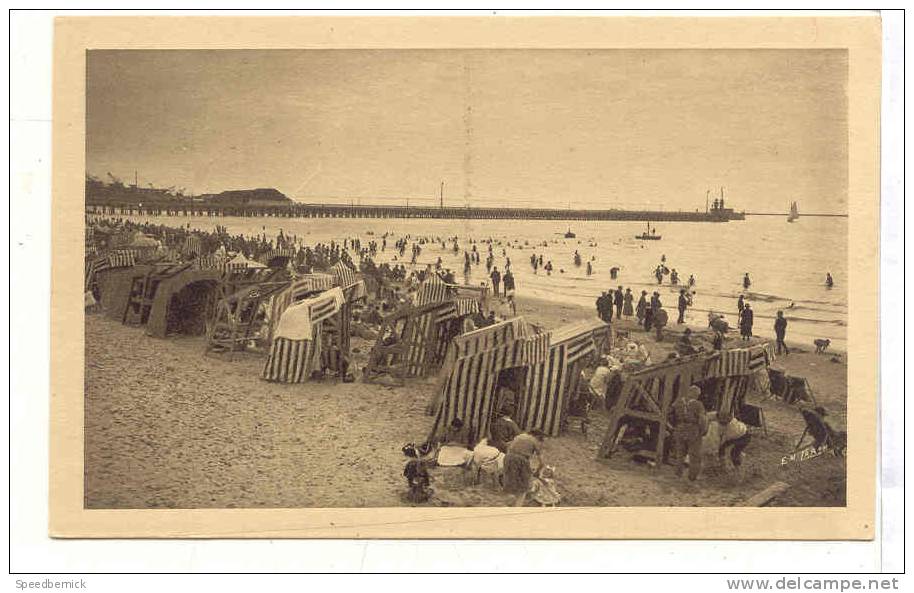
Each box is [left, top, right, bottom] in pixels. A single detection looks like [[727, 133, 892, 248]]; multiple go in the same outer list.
[[114, 214, 848, 350]]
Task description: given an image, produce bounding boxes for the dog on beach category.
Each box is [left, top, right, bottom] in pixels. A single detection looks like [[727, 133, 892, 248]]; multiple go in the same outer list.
[[814, 339, 831, 354]]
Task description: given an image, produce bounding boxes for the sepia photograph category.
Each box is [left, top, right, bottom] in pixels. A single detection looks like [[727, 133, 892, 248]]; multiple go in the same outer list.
[[81, 46, 851, 511]]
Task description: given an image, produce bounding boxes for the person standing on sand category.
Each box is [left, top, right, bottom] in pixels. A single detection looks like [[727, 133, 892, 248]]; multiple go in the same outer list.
[[614, 286, 624, 319], [774, 310, 789, 355], [503, 269, 515, 298], [636, 290, 647, 323], [490, 267, 501, 296], [623, 288, 634, 317], [670, 385, 708, 482], [677, 289, 689, 324], [743, 272, 751, 290], [825, 272, 834, 288], [739, 303, 754, 341], [737, 294, 745, 315], [596, 292, 608, 323]]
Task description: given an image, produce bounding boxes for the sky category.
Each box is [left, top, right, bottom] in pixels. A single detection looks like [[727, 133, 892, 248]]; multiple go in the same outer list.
[[86, 49, 848, 213]]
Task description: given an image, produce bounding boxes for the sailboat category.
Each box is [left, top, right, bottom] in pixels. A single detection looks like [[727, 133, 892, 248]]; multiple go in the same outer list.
[[787, 201, 799, 223], [635, 222, 661, 240]]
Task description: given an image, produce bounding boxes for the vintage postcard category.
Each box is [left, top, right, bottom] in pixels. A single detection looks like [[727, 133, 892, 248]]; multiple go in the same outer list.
[[50, 15, 881, 539]]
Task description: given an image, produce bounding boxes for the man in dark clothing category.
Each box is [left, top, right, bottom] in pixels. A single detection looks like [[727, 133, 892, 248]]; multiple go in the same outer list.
[[743, 272, 751, 290], [737, 294, 745, 314], [739, 303, 754, 341], [614, 286, 624, 319], [670, 385, 708, 481], [774, 310, 789, 354], [503, 270, 515, 296], [677, 289, 689, 324], [490, 267, 501, 296]]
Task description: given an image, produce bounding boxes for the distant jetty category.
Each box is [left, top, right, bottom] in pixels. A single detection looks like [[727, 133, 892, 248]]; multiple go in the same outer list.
[[85, 178, 745, 222], [87, 201, 747, 222]]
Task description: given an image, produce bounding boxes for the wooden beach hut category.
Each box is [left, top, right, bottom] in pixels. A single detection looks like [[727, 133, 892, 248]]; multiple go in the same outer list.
[[598, 342, 775, 463]]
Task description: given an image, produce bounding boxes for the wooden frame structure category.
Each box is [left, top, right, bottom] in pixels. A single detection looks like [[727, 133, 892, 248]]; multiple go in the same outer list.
[[362, 300, 467, 383], [205, 280, 288, 358], [598, 343, 774, 463]]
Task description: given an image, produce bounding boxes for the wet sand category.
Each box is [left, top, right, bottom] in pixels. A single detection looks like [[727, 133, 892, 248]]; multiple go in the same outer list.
[[85, 295, 846, 509]]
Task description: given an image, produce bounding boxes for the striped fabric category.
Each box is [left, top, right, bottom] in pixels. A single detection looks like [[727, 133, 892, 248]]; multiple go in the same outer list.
[[261, 330, 322, 383], [517, 322, 610, 436], [309, 291, 342, 325], [262, 247, 295, 263], [330, 261, 357, 289], [183, 235, 203, 256], [519, 342, 572, 436], [454, 297, 480, 317], [708, 348, 750, 378], [524, 332, 551, 366], [433, 335, 536, 441], [84, 254, 110, 291], [414, 273, 452, 306], [451, 317, 528, 359], [194, 254, 227, 271], [265, 275, 342, 343], [404, 302, 459, 376], [108, 250, 137, 268]]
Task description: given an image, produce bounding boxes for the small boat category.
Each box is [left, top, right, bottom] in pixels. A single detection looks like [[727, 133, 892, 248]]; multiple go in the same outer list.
[[635, 222, 661, 241], [564, 229, 576, 239], [787, 201, 799, 222]]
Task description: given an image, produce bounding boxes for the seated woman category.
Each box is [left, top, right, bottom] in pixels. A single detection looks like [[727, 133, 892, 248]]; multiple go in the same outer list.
[[489, 410, 521, 453]]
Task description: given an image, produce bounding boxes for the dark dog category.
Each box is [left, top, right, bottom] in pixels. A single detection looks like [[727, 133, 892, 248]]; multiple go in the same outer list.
[[814, 339, 831, 354]]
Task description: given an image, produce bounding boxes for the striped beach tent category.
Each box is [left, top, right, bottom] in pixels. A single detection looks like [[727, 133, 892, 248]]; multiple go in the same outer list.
[[182, 234, 204, 257], [329, 261, 358, 289], [517, 319, 611, 436], [430, 317, 547, 443], [193, 253, 228, 271], [414, 272, 453, 306], [261, 287, 345, 383]]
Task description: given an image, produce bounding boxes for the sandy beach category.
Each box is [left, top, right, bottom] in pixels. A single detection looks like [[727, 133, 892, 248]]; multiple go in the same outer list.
[[85, 293, 846, 509]]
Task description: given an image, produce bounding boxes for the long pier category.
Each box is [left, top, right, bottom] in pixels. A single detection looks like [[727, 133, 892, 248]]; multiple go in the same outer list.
[[86, 201, 746, 222]]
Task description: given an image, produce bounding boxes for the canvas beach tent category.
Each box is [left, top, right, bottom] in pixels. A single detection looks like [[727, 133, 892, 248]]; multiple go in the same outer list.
[[427, 316, 613, 443], [427, 317, 549, 445], [121, 262, 195, 326], [517, 318, 612, 437], [261, 287, 347, 383], [598, 342, 775, 463], [144, 268, 225, 338]]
